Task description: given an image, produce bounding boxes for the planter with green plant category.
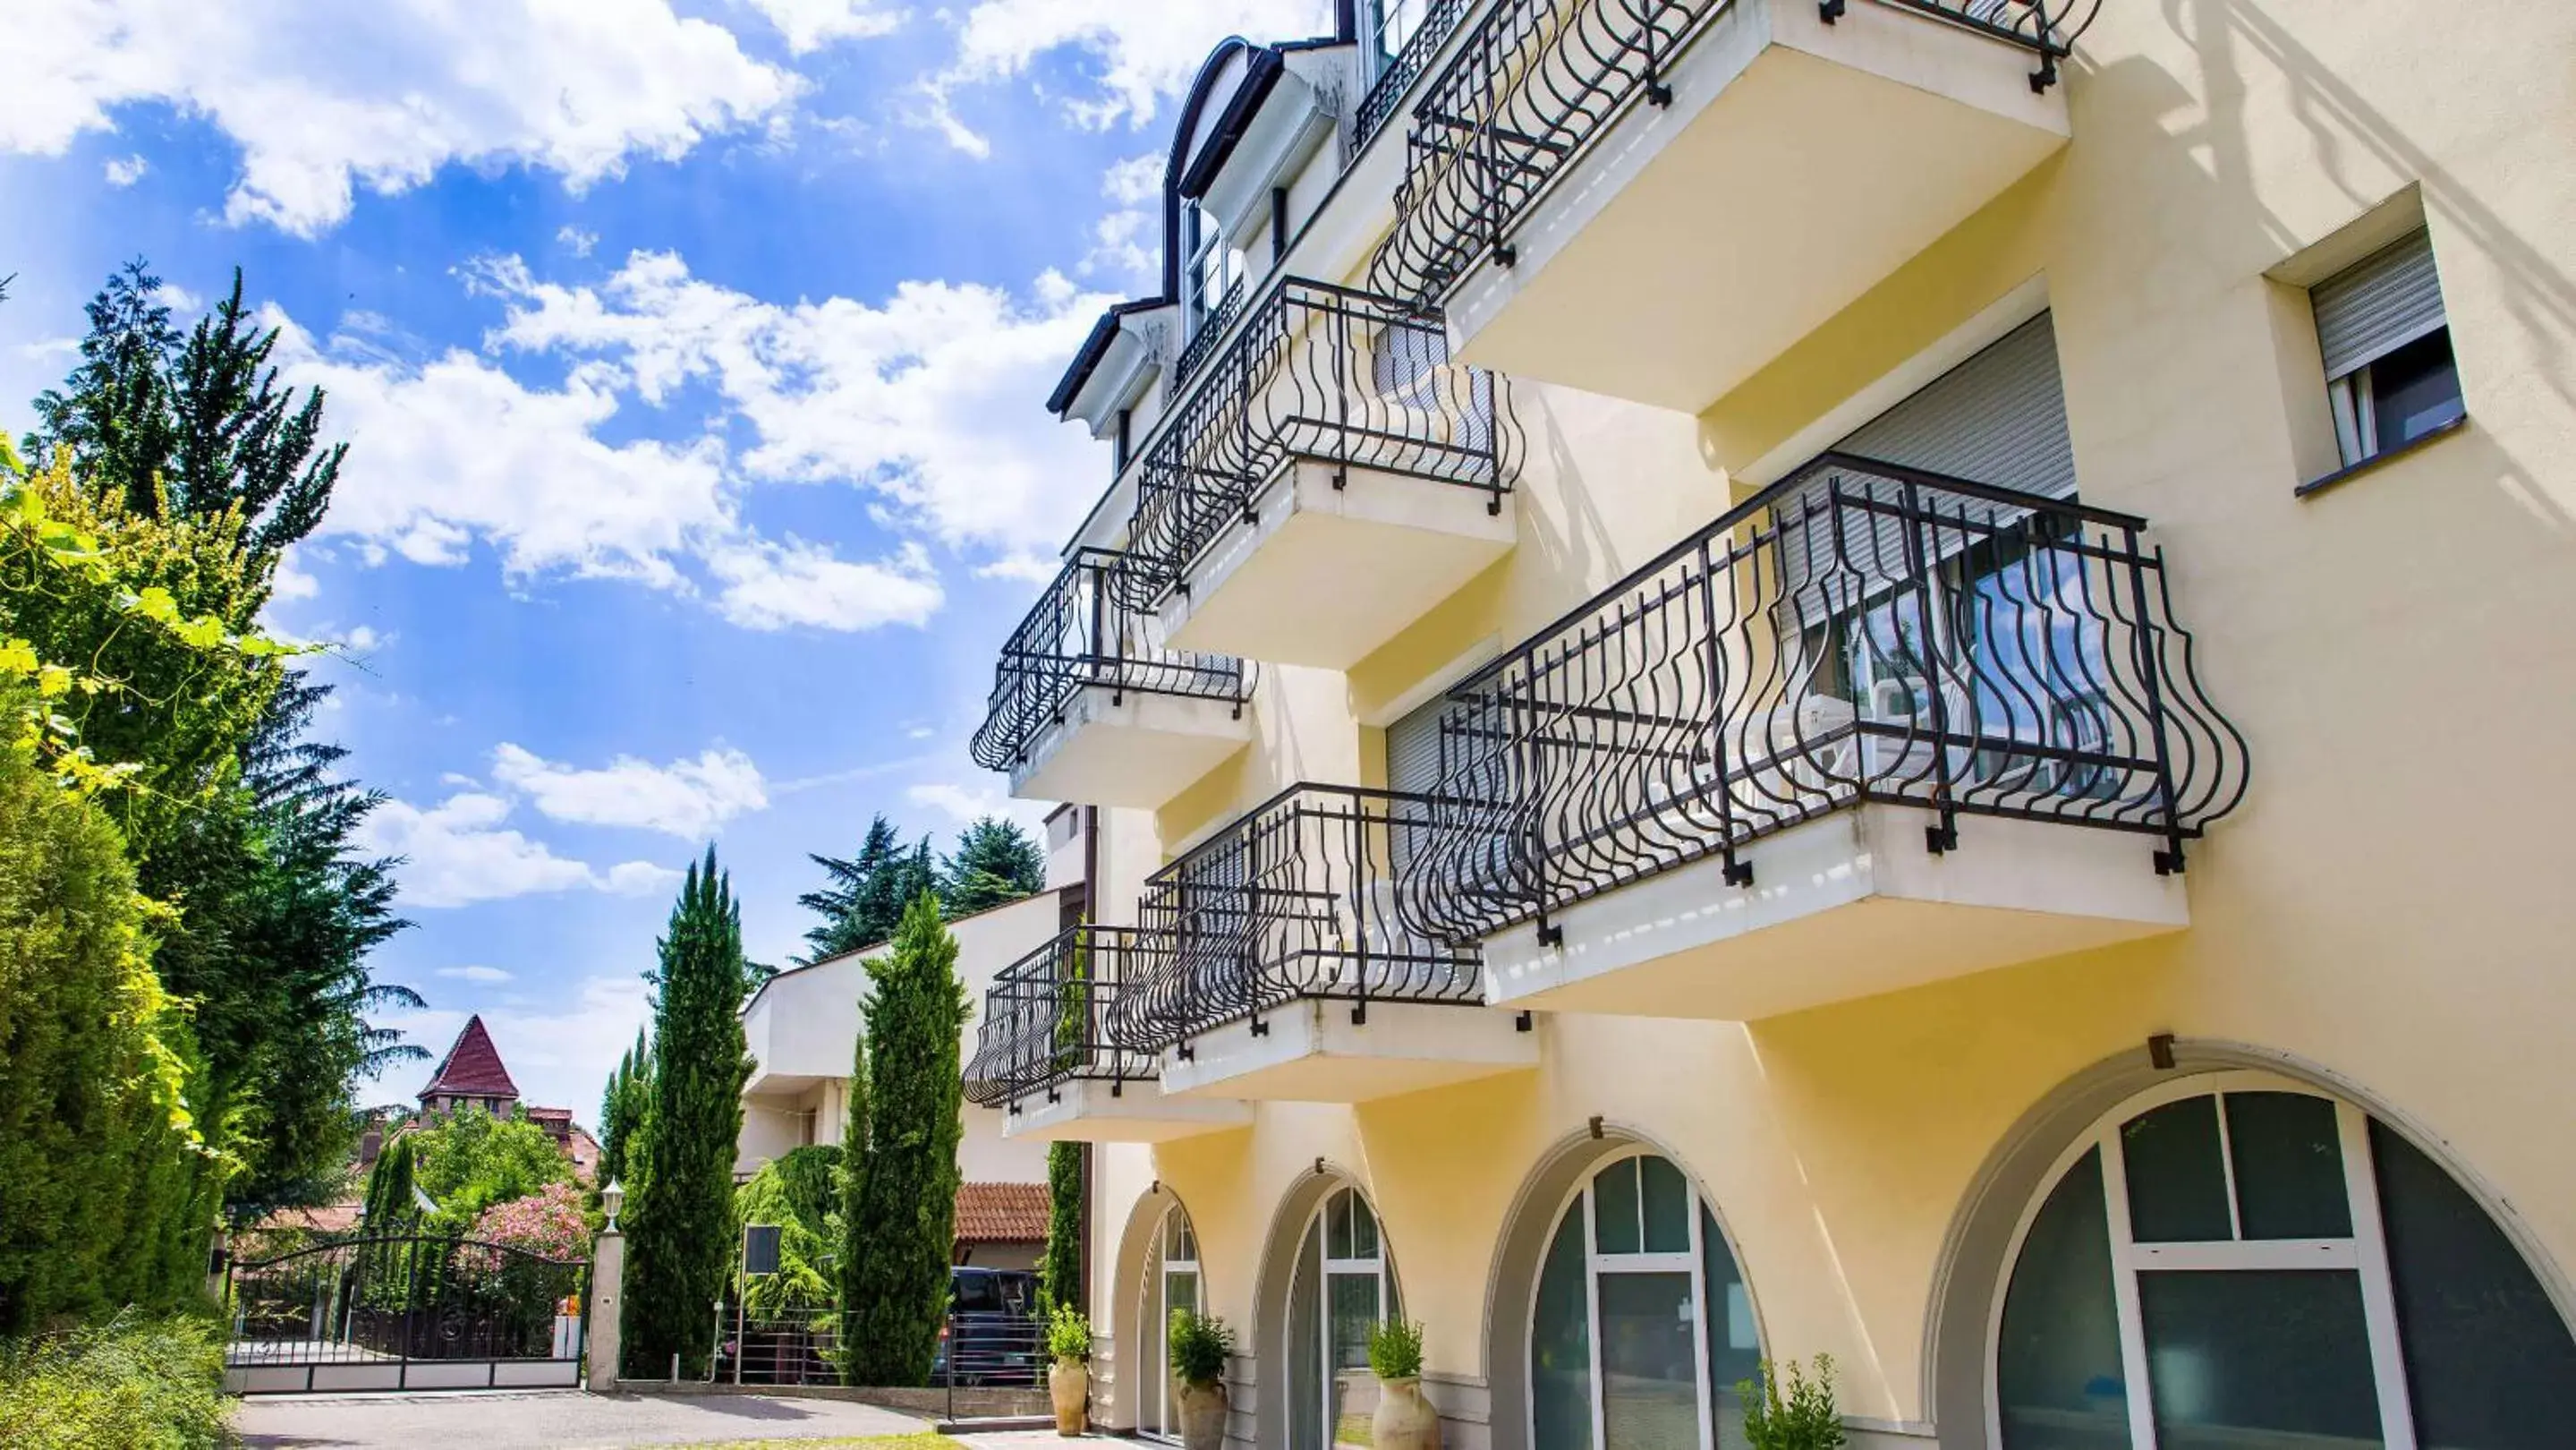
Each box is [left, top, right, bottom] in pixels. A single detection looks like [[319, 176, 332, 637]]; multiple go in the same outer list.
[[1044, 1302, 1092, 1436], [1368, 1317, 1441, 1450], [1739, 1352, 1848, 1450], [1167, 1308, 1234, 1450]]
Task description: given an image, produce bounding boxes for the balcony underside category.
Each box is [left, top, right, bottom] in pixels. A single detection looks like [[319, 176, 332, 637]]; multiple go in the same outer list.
[[1477, 804, 2187, 1021], [1448, 0, 2068, 413], [1160, 457, 1515, 670], [1009, 685, 1250, 808], [995, 1077, 1253, 1143], [1157, 998, 1538, 1103]]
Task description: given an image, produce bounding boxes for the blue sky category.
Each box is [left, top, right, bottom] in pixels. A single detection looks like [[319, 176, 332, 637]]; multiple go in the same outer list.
[[1, 0, 1331, 1120]]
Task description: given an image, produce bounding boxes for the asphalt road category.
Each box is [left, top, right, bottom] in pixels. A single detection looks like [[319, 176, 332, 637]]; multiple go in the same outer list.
[[233, 1387, 934, 1448]]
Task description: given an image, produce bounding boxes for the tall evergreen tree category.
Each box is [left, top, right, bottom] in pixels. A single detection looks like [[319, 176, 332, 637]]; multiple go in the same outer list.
[[939, 815, 1046, 918], [1040, 1141, 1084, 1315], [837, 892, 968, 1385], [597, 1028, 652, 1196], [798, 815, 935, 962], [833, 1021, 871, 1334], [622, 851, 754, 1379], [24, 259, 179, 518]]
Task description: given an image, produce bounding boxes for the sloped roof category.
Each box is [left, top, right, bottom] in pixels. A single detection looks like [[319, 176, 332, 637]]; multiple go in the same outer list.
[[955, 1181, 1050, 1244], [418, 1015, 520, 1102]]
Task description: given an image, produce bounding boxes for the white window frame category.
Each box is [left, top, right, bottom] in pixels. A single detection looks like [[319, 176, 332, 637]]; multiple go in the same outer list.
[[1523, 1148, 1748, 1450], [1181, 200, 1241, 339], [1144, 1204, 1203, 1445], [1984, 1070, 2420, 1450], [1360, 0, 1436, 86], [1292, 1183, 1399, 1448]]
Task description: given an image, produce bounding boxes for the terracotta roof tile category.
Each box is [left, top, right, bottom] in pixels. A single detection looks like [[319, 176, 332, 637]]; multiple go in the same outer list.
[[954, 1181, 1050, 1244], [418, 1015, 519, 1102]]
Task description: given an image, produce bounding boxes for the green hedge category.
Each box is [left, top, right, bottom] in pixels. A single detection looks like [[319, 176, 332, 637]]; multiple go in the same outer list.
[[0, 1314, 229, 1450]]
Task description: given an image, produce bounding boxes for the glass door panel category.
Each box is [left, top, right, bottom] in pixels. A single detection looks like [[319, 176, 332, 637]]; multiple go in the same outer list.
[[1597, 1271, 1701, 1449], [2138, 1268, 2382, 1449]]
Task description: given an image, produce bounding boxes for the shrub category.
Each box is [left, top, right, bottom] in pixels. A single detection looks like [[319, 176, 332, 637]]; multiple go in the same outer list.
[[0, 1313, 229, 1449], [1046, 1302, 1092, 1362], [1739, 1352, 1848, 1450], [1167, 1308, 1233, 1390], [1368, 1317, 1424, 1381], [472, 1181, 590, 1261]]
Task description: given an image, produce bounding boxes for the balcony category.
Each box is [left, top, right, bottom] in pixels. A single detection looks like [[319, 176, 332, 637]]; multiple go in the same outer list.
[[1368, 0, 2078, 411], [1128, 785, 1538, 1102], [969, 548, 1253, 808], [1393, 453, 2249, 1020], [964, 926, 1252, 1142], [1124, 278, 1521, 670]]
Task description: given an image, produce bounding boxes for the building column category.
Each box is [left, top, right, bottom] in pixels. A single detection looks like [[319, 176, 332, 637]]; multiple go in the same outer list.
[[588, 1229, 624, 1391]]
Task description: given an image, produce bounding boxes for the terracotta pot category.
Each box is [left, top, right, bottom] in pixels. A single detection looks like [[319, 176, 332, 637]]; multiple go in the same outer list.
[[1373, 1376, 1443, 1450], [1047, 1358, 1088, 1436], [1177, 1379, 1229, 1450]]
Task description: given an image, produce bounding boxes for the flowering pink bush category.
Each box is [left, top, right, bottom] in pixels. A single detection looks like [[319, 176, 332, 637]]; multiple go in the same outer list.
[[471, 1181, 590, 1261]]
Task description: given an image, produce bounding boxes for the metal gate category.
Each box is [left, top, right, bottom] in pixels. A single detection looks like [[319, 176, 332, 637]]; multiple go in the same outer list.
[[222, 1232, 590, 1394]]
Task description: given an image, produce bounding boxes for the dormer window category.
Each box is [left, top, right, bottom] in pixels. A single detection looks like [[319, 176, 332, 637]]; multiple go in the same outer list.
[[1182, 200, 1243, 337]]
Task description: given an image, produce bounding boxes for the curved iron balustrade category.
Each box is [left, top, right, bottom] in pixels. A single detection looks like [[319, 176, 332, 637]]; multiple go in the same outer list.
[[1395, 452, 2249, 944], [1171, 275, 1250, 390], [1117, 277, 1520, 609], [967, 547, 1248, 772], [965, 925, 1165, 1111], [1366, 0, 2082, 308], [1127, 784, 1484, 1049], [1353, 0, 1481, 152]]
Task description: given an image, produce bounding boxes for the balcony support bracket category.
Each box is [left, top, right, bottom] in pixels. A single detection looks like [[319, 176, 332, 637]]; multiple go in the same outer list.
[[1535, 916, 1564, 949], [1722, 852, 1754, 888], [2154, 844, 2187, 877], [1350, 1002, 1368, 1026], [1493, 242, 1518, 269], [1818, 0, 1845, 21], [1926, 819, 1960, 855], [1515, 1010, 1533, 1033]]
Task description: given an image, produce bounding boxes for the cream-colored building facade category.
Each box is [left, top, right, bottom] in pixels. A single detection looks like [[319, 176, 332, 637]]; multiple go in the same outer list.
[[963, 3, 2576, 1447]]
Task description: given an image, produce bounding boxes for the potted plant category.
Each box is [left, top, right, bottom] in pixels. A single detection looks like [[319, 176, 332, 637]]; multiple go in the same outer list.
[[1167, 1308, 1235, 1450], [1739, 1352, 1848, 1450], [1044, 1302, 1092, 1435], [1369, 1317, 1441, 1450]]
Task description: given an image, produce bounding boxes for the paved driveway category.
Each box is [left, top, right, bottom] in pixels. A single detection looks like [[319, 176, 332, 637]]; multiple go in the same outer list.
[[234, 1388, 934, 1448]]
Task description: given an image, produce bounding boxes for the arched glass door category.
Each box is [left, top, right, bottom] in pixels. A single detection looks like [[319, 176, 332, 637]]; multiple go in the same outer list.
[[1290, 1185, 1402, 1450], [1143, 1206, 1202, 1443], [1529, 1151, 1761, 1449], [1994, 1072, 2576, 1449]]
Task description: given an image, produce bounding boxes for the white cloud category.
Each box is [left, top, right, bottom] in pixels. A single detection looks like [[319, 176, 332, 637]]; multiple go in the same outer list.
[[6, 0, 802, 235], [557, 225, 599, 258], [1101, 152, 1161, 206], [435, 965, 514, 984], [491, 741, 770, 839], [928, 0, 1332, 150], [269, 546, 321, 601], [102, 153, 147, 186], [368, 973, 651, 1122], [356, 789, 680, 908], [746, 0, 905, 54], [705, 535, 943, 631], [481, 249, 1110, 557]]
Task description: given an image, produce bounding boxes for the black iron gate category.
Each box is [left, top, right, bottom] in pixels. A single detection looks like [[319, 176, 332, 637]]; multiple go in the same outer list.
[[221, 1232, 590, 1394]]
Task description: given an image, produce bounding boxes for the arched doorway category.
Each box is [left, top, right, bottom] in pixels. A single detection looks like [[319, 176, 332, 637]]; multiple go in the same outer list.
[[1284, 1182, 1403, 1450], [1523, 1148, 1762, 1449], [1991, 1070, 2576, 1449], [1138, 1200, 1203, 1443]]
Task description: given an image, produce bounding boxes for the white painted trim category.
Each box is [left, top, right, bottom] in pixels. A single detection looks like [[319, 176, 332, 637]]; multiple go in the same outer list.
[[1739, 274, 2052, 488]]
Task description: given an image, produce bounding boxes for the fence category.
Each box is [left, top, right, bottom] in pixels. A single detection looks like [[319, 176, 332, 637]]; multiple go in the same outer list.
[[223, 1232, 588, 1393]]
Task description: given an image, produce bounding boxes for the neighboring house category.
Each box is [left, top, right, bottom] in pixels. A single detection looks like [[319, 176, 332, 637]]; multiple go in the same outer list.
[[960, 6, 2576, 1447], [734, 813, 1084, 1270]]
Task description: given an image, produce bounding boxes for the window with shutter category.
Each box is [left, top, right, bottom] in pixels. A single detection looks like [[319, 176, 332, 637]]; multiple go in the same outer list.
[[2310, 229, 2464, 469]]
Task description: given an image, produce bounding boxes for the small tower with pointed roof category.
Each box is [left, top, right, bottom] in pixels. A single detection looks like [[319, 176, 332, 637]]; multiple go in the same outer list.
[[417, 1014, 522, 1118]]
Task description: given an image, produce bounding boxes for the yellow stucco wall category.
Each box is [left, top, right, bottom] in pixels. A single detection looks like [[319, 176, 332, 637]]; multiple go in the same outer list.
[[1068, 0, 2576, 1439]]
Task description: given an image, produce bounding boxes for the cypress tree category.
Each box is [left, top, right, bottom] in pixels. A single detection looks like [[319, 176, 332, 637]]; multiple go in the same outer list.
[[358, 1135, 418, 1232], [833, 1021, 871, 1323], [1040, 1141, 1083, 1315], [620, 850, 753, 1378], [837, 892, 967, 1385]]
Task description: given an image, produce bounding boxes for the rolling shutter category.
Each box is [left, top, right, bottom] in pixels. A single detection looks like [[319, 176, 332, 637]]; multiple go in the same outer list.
[[2312, 229, 2445, 382], [1386, 693, 1449, 798], [1781, 311, 2077, 615]]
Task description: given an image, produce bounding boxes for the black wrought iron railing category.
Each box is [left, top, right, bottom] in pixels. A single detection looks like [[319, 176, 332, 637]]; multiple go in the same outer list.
[[1118, 277, 1519, 608], [1394, 452, 2248, 944], [1353, 0, 1481, 152], [1129, 784, 1484, 1048], [965, 925, 1164, 1111], [968, 548, 1247, 772], [1172, 276, 1250, 389], [1366, 0, 2085, 308]]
